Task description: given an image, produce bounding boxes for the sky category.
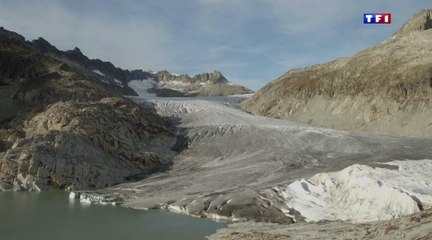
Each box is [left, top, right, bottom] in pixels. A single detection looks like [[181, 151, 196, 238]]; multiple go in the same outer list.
[[0, 0, 430, 90]]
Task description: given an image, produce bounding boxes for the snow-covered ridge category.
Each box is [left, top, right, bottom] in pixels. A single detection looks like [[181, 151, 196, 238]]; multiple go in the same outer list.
[[281, 159, 432, 223]]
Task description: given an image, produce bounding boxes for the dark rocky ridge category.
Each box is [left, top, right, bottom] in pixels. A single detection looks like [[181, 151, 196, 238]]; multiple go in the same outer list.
[[28, 33, 252, 97], [242, 9, 432, 139]]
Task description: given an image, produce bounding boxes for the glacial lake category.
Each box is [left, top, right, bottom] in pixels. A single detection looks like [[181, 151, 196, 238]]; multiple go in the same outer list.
[[0, 192, 226, 240]]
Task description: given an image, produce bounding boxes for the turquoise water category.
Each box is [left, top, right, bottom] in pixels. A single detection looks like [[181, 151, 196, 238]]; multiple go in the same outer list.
[[0, 192, 225, 240]]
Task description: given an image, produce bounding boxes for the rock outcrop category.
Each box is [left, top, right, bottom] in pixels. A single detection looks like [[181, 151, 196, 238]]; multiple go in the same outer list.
[[393, 9, 432, 37], [242, 9, 432, 139], [0, 98, 175, 191], [153, 70, 253, 96]]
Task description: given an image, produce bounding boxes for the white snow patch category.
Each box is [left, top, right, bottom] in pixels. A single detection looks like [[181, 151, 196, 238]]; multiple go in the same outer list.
[[100, 79, 110, 85], [165, 80, 188, 86], [93, 69, 105, 76], [162, 80, 190, 91], [206, 213, 246, 222], [128, 78, 158, 97], [167, 204, 186, 214], [281, 160, 432, 223], [167, 202, 245, 222], [114, 79, 124, 87], [69, 192, 77, 199]]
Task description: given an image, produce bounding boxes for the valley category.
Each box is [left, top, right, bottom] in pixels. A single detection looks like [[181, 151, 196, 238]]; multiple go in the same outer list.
[[74, 94, 432, 229]]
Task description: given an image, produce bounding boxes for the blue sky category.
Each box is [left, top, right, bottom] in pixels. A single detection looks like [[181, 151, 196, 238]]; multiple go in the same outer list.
[[0, 0, 430, 90]]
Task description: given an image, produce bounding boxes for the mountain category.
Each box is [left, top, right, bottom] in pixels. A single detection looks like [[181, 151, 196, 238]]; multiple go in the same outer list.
[[30, 36, 253, 97], [242, 9, 432, 139], [0, 27, 176, 191], [0, 25, 251, 192], [0, 26, 252, 191]]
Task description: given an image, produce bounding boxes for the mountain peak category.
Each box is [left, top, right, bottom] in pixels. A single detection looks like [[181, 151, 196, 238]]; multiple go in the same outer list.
[[71, 47, 83, 54], [64, 46, 90, 64], [0, 27, 25, 42], [192, 71, 228, 84], [32, 37, 60, 53], [394, 9, 432, 37]]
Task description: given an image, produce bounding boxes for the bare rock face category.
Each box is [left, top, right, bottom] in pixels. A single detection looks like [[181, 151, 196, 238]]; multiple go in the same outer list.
[[191, 71, 228, 84], [1, 132, 127, 191], [242, 9, 432, 139], [393, 9, 432, 37], [0, 97, 175, 191], [0, 99, 174, 192], [155, 70, 253, 96], [24, 97, 173, 157]]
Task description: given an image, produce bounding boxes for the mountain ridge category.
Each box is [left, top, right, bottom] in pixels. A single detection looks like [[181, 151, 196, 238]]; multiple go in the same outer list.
[[242, 8, 432, 139], [25, 31, 253, 97], [0, 26, 252, 97]]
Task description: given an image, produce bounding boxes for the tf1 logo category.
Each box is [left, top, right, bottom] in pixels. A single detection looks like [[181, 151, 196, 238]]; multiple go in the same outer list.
[[363, 13, 392, 24]]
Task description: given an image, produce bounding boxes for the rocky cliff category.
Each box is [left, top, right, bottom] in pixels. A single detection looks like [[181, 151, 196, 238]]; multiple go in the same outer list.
[[0, 27, 175, 191], [242, 9, 432, 139]]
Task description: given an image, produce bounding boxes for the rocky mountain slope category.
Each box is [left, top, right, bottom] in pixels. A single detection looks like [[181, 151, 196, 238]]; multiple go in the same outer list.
[[242, 9, 432, 139], [0, 27, 176, 191], [30, 34, 252, 97]]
